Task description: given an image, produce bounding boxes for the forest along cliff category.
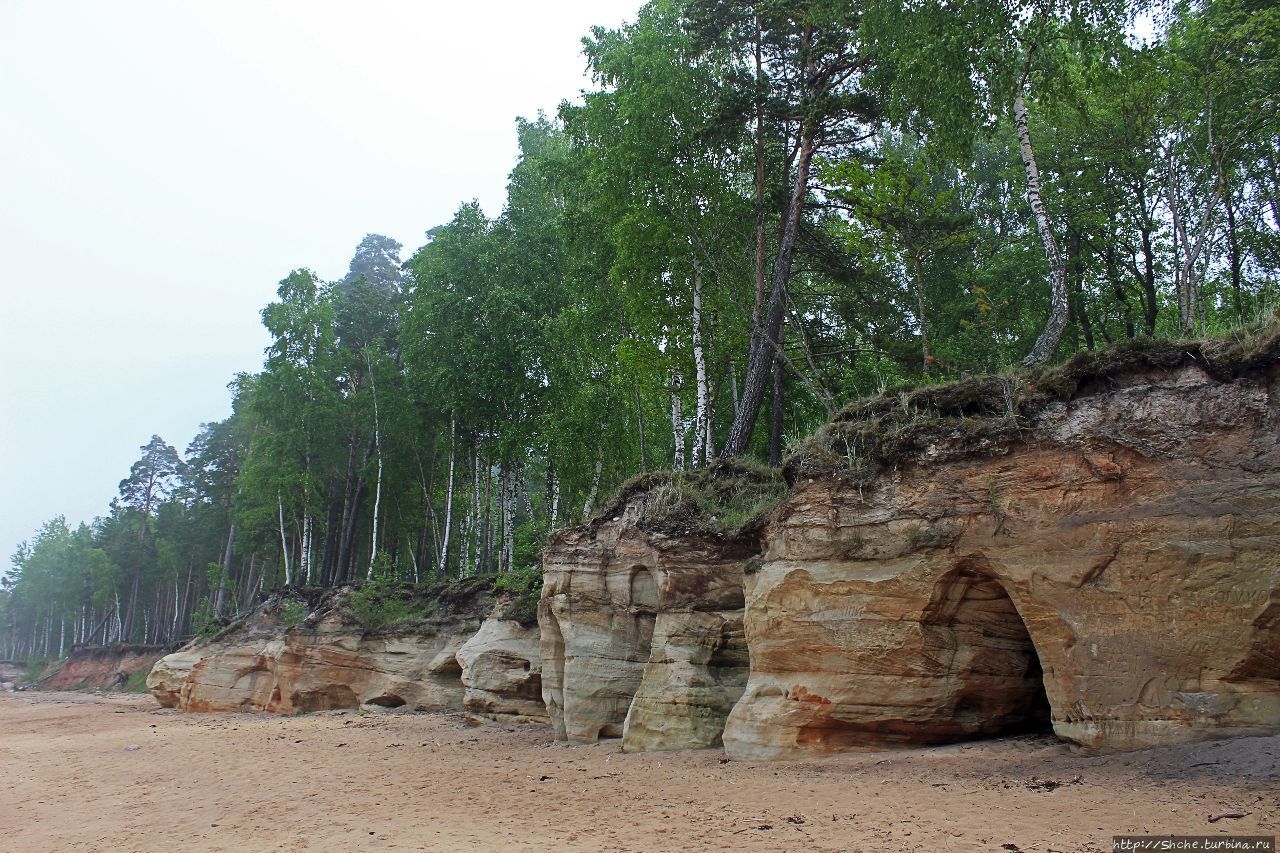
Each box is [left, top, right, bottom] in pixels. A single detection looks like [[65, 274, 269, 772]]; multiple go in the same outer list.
[[145, 328, 1280, 760], [147, 577, 544, 723], [540, 327, 1280, 758]]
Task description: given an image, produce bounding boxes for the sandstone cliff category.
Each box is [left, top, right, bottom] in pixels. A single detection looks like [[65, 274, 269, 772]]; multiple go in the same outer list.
[[148, 579, 544, 723], [725, 329, 1280, 758], [456, 616, 545, 723], [540, 462, 779, 751], [540, 326, 1280, 759]]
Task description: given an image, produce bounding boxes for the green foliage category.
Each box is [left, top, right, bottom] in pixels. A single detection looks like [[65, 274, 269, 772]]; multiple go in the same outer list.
[[367, 552, 396, 581], [599, 458, 788, 537], [191, 600, 225, 642], [791, 318, 1280, 481], [494, 565, 543, 626], [345, 579, 416, 632], [278, 598, 308, 628], [23, 658, 48, 684], [120, 669, 151, 694], [5, 0, 1275, 662], [334, 577, 500, 632]]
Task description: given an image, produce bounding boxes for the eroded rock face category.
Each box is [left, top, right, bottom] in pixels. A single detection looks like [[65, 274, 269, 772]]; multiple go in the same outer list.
[[540, 496, 756, 751], [48, 645, 170, 690], [147, 606, 470, 713], [146, 584, 534, 716], [725, 362, 1280, 758], [456, 618, 545, 723]]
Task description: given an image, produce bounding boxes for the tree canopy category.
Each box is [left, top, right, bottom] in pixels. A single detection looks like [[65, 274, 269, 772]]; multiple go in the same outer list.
[[4, 0, 1275, 658]]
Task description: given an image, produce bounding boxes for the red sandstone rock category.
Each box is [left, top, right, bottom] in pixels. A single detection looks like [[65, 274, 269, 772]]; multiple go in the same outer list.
[[148, 584, 508, 714], [724, 360, 1280, 758], [540, 487, 758, 751], [46, 645, 169, 690]]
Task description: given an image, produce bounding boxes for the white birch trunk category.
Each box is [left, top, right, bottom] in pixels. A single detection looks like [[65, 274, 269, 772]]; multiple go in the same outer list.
[[476, 445, 483, 571], [670, 373, 685, 472], [1167, 151, 1221, 337], [499, 462, 514, 572], [440, 413, 457, 577], [548, 462, 561, 532], [519, 461, 533, 520], [459, 474, 473, 579], [301, 514, 312, 586], [277, 493, 292, 586], [691, 261, 709, 468], [582, 443, 603, 520], [1014, 91, 1069, 367]]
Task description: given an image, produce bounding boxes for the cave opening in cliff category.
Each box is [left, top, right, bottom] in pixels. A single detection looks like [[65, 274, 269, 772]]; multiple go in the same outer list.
[[923, 565, 1053, 740]]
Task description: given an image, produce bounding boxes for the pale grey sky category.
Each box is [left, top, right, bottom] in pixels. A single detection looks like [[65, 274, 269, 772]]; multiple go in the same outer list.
[[0, 0, 640, 565]]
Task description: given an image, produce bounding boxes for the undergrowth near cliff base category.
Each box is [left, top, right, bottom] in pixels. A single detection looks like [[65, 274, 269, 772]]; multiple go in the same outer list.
[[120, 669, 151, 693]]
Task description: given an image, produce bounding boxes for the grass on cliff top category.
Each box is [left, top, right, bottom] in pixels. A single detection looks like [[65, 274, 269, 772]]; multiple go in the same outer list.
[[787, 315, 1280, 483], [334, 575, 499, 633], [344, 572, 541, 629], [193, 575, 503, 644], [590, 457, 787, 539]]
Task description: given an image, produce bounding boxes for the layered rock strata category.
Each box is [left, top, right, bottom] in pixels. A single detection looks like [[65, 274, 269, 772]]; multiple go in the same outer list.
[[149, 581, 543, 722], [724, 337, 1280, 758], [537, 332, 1280, 758], [540, 466, 774, 751], [456, 617, 546, 723]]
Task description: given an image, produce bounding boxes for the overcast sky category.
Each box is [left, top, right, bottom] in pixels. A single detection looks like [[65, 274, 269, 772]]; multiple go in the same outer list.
[[0, 0, 640, 567]]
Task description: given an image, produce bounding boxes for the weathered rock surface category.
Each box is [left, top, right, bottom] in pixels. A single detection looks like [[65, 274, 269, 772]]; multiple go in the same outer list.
[[725, 343, 1280, 758], [147, 580, 539, 716], [47, 644, 170, 690], [457, 617, 545, 723], [540, 467, 771, 751]]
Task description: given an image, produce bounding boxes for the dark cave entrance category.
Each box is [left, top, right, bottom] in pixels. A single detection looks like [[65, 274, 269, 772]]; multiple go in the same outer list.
[[922, 565, 1053, 740]]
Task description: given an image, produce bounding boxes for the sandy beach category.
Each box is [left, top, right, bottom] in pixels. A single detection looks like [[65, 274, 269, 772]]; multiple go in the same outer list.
[[1, 690, 1276, 852]]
